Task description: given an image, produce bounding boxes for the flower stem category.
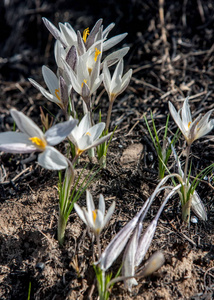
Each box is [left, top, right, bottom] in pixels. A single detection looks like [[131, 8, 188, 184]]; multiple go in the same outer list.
[[184, 144, 191, 183], [96, 233, 102, 259], [182, 144, 192, 224], [58, 212, 67, 246], [105, 100, 114, 132], [72, 154, 79, 166]]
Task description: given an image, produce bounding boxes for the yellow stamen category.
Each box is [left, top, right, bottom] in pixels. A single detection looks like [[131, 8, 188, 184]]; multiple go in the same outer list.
[[83, 27, 89, 43], [29, 137, 47, 150], [86, 132, 91, 136], [92, 210, 97, 222], [81, 79, 88, 88], [88, 68, 92, 75], [55, 89, 61, 101], [94, 48, 101, 62], [188, 121, 191, 128]]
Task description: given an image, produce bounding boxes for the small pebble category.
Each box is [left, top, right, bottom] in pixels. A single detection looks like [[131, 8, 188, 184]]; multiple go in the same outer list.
[[118, 144, 123, 148], [36, 262, 45, 272], [191, 216, 198, 224]]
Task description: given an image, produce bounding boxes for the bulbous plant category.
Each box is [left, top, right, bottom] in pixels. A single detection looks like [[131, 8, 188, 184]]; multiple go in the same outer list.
[[74, 175, 183, 299], [169, 98, 214, 223]]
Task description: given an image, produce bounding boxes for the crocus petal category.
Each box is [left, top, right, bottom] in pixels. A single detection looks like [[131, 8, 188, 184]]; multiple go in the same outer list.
[[83, 209, 94, 229], [101, 47, 130, 69], [135, 219, 157, 267], [88, 132, 112, 150], [74, 203, 87, 224], [168, 102, 186, 136], [197, 109, 214, 130], [86, 190, 95, 213], [0, 132, 37, 153], [196, 119, 214, 140], [123, 225, 139, 291], [59, 22, 77, 47], [103, 62, 111, 94], [90, 75, 103, 94], [103, 201, 115, 228], [103, 33, 128, 51], [87, 122, 105, 141], [119, 69, 132, 95], [77, 30, 86, 56], [77, 135, 92, 151], [45, 119, 78, 146], [181, 98, 192, 129], [38, 146, 68, 170], [29, 78, 61, 105], [66, 45, 78, 70], [10, 109, 44, 140], [112, 59, 123, 84], [54, 40, 65, 69], [65, 61, 81, 94], [102, 23, 115, 39], [82, 81, 91, 99], [42, 17, 67, 47], [95, 210, 104, 232], [98, 194, 105, 216], [191, 190, 207, 221], [85, 18, 103, 50], [42, 66, 59, 96], [78, 114, 91, 137]]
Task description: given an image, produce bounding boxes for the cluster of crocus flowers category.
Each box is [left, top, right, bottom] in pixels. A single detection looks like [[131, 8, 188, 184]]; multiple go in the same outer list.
[[0, 109, 78, 170], [29, 17, 132, 130]]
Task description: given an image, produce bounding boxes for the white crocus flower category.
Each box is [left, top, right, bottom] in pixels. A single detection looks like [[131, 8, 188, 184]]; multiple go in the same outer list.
[[43, 17, 127, 55], [63, 52, 103, 106], [0, 109, 78, 170], [68, 113, 112, 156], [103, 59, 132, 131], [74, 190, 115, 235], [170, 142, 207, 221], [29, 66, 70, 110], [169, 98, 214, 145], [103, 59, 132, 102]]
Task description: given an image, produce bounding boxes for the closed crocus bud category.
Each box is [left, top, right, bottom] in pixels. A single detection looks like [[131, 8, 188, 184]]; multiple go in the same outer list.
[[137, 251, 165, 278]]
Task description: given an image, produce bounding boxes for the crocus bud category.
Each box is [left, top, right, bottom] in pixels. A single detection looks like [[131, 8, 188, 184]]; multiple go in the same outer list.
[[137, 251, 165, 278]]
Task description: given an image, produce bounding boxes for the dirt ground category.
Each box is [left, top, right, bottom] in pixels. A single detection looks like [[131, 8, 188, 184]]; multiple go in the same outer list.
[[0, 0, 214, 299]]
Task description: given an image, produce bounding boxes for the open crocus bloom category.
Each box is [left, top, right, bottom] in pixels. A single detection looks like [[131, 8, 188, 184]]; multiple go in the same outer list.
[[0, 109, 78, 170], [42, 17, 127, 55], [62, 52, 103, 104], [103, 59, 132, 102], [169, 98, 214, 145], [29, 66, 70, 110], [68, 113, 112, 156], [74, 190, 115, 235]]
